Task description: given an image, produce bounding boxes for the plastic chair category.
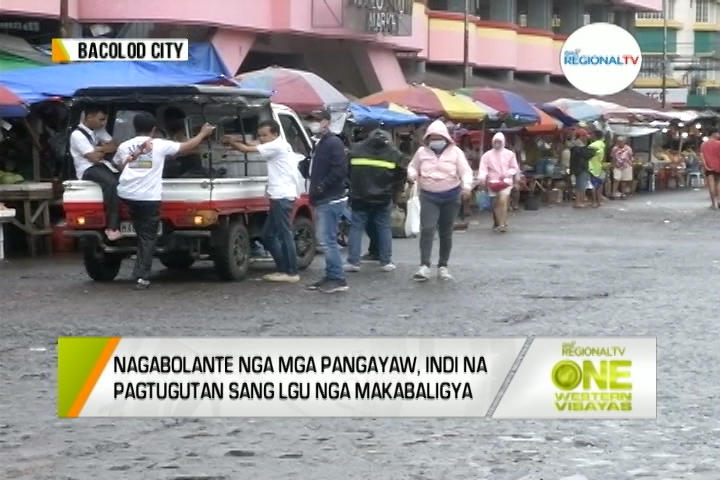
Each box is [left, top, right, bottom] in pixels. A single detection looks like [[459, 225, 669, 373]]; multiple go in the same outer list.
[[687, 171, 704, 188]]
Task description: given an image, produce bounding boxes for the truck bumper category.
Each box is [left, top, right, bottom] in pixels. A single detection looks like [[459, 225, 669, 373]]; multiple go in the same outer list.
[[64, 230, 211, 254]]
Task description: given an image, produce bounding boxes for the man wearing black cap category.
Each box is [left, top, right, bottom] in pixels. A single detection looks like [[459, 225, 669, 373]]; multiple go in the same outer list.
[[344, 125, 405, 272], [353, 121, 384, 262], [304, 109, 350, 293]]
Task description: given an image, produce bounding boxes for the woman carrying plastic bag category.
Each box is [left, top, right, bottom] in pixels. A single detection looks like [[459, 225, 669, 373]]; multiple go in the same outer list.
[[404, 181, 421, 237], [406, 120, 473, 282]]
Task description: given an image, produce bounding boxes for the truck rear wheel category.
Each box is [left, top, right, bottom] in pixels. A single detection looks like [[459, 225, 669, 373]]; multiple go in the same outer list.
[[212, 220, 251, 281], [159, 252, 196, 270], [293, 216, 316, 270], [82, 243, 122, 282]]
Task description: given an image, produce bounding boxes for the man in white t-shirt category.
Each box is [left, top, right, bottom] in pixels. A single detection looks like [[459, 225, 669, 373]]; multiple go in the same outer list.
[[112, 112, 216, 290], [222, 119, 300, 283], [69, 105, 121, 240]]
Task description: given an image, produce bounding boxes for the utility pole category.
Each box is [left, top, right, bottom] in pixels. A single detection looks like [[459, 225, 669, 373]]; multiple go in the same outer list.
[[660, 0, 668, 109], [462, 0, 470, 87], [59, 0, 69, 38]]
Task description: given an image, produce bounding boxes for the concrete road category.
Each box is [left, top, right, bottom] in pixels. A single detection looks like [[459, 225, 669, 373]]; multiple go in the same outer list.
[[1, 190, 718, 480]]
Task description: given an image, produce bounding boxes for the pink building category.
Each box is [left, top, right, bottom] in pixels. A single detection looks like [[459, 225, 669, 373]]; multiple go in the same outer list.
[[0, 0, 662, 101]]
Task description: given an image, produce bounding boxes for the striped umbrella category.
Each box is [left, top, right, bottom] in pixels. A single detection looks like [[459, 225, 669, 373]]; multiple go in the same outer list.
[[236, 66, 350, 114], [525, 106, 563, 133], [457, 87, 539, 123], [360, 85, 491, 121], [0, 84, 28, 117], [546, 98, 603, 122]]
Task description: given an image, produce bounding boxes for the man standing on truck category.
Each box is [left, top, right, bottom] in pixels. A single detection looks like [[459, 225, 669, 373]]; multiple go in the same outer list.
[[304, 109, 349, 294], [222, 120, 300, 284], [69, 105, 121, 241], [113, 112, 216, 290]]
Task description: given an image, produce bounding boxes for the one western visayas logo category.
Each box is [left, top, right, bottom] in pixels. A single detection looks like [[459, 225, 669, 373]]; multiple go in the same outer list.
[[551, 341, 632, 412], [562, 49, 640, 67]]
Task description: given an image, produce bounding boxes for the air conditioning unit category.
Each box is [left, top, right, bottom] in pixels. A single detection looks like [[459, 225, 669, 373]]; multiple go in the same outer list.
[[583, 13, 591, 25], [552, 15, 562, 27], [518, 14, 527, 27]]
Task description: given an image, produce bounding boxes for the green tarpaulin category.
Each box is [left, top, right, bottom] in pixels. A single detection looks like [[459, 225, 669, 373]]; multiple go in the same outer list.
[[0, 53, 42, 71]]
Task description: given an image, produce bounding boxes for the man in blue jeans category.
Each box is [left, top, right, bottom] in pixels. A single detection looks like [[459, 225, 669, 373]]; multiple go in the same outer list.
[[345, 128, 406, 272], [304, 109, 349, 293], [223, 120, 300, 283]]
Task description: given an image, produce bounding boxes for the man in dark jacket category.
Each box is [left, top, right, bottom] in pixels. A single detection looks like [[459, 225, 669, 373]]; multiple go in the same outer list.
[[304, 109, 350, 293], [354, 121, 383, 262], [569, 137, 594, 208], [344, 128, 406, 272]]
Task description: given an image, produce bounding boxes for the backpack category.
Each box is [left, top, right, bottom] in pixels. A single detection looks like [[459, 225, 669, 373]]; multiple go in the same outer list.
[[51, 126, 93, 178]]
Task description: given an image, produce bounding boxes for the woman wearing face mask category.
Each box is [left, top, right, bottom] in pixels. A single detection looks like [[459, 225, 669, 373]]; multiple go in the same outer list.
[[407, 120, 473, 282], [477, 132, 521, 233]]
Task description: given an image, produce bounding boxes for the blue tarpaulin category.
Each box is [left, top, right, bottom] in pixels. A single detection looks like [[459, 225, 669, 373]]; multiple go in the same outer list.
[[350, 103, 428, 127], [0, 61, 235, 104], [185, 43, 231, 77]]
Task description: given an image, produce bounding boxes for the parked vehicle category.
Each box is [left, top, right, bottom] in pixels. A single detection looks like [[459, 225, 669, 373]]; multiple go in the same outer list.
[[63, 85, 316, 282]]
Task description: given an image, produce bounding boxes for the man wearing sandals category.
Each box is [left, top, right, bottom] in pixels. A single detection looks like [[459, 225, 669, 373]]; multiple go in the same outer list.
[[477, 132, 521, 233]]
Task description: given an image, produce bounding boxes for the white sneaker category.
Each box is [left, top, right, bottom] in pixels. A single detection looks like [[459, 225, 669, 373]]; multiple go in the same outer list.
[[438, 267, 453, 281], [344, 263, 361, 272], [380, 263, 396, 272], [413, 265, 431, 281]]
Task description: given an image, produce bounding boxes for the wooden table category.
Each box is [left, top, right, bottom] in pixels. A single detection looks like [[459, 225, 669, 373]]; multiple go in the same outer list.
[[0, 182, 54, 256]]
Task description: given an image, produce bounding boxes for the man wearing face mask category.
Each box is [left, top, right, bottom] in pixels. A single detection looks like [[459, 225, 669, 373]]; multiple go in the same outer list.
[[304, 109, 350, 294]]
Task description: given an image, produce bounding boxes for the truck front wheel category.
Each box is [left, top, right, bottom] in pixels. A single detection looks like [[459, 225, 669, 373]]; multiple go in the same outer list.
[[82, 242, 123, 282], [293, 216, 316, 270], [212, 220, 251, 281]]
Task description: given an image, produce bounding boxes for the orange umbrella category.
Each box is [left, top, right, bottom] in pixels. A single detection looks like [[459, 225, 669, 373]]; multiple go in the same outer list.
[[524, 106, 563, 133]]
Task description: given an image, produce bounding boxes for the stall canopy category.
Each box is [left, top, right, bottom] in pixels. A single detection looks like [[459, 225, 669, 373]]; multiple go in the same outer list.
[[349, 103, 428, 126], [0, 61, 236, 104], [0, 52, 43, 72]]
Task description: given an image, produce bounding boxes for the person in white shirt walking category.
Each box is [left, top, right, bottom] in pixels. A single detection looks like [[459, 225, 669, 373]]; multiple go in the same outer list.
[[113, 112, 215, 290], [69, 105, 120, 240], [222, 120, 300, 283]]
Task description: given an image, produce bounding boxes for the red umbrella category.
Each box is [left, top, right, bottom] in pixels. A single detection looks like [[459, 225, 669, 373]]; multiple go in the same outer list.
[[0, 85, 22, 106]]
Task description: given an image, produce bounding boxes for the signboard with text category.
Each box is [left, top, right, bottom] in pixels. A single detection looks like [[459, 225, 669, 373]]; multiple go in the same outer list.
[[343, 0, 413, 36], [633, 88, 689, 106]]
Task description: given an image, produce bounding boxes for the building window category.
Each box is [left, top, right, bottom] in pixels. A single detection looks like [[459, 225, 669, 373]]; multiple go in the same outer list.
[[696, 0, 710, 22], [475, 0, 490, 19], [638, 57, 663, 78], [696, 58, 718, 81], [636, 0, 674, 20]]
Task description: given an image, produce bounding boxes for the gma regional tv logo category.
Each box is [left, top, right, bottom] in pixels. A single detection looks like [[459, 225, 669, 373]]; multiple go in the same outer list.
[[51, 39, 189, 63], [552, 341, 632, 412]]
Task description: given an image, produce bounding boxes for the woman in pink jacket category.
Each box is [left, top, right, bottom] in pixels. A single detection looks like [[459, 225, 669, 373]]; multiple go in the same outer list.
[[407, 120, 473, 281], [477, 132, 521, 233]]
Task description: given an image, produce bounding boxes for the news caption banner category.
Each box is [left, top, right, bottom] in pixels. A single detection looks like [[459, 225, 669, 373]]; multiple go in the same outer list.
[[51, 38, 189, 63], [492, 337, 656, 419], [57, 337, 525, 418], [56, 337, 656, 419]]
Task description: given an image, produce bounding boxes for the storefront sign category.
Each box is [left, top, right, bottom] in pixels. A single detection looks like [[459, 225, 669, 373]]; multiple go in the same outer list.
[[0, 16, 59, 44], [344, 0, 413, 36], [633, 88, 689, 106]]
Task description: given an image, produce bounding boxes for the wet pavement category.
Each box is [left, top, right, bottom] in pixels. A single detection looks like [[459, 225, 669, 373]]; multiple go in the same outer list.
[[1, 190, 719, 479]]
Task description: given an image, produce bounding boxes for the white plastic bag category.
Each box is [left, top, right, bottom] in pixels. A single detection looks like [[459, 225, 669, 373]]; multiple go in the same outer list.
[[404, 182, 421, 237]]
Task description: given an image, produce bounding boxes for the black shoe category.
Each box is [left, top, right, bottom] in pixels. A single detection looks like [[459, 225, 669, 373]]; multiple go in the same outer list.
[[361, 253, 379, 263], [319, 279, 349, 294], [135, 279, 150, 290], [307, 277, 330, 290]]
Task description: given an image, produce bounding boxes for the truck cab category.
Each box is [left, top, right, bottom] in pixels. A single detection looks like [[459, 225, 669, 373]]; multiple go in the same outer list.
[[63, 85, 316, 282]]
